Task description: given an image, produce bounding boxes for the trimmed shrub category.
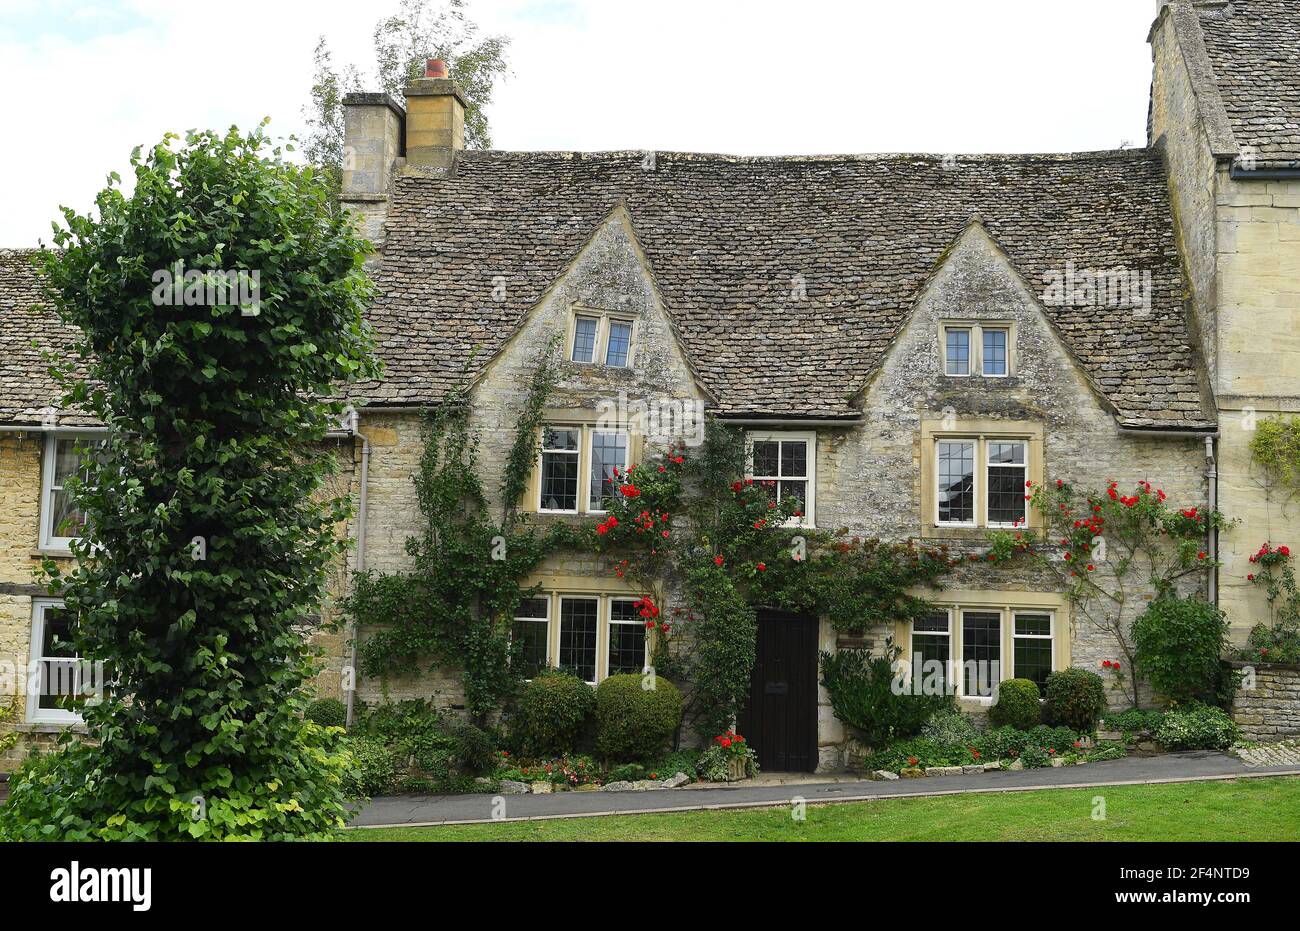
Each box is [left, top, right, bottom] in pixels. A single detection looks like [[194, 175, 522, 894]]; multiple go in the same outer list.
[[451, 722, 497, 776], [820, 645, 954, 749], [920, 708, 980, 748], [1154, 703, 1239, 750], [1133, 596, 1231, 706], [512, 669, 596, 757], [1101, 707, 1165, 734], [305, 698, 347, 728], [988, 679, 1042, 730], [1043, 668, 1107, 732], [594, 674, 684, 761], [340, 736, 398, 798]]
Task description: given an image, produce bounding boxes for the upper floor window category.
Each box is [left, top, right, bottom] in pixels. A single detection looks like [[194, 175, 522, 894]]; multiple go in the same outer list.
[[746, 431, 816, 526], [941, 322, 1013, 377], [40, 433, 107, 550], [536, 422, 637, 515], [569, 306, 636, 368], [922, 419, 1041, 534]]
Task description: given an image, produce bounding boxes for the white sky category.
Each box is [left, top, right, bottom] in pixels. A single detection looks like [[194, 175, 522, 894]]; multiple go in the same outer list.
[[0, 0, 1161, 245]]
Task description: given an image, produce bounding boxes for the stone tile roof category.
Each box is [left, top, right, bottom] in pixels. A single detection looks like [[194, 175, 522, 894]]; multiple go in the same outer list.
[[0, 249, 85, 425], [358, 149, 1213, 428], [1196, 0, 1300, 168]]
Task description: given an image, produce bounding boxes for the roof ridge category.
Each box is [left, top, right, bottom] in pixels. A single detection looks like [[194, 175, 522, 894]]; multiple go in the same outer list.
[[455, 148, 1162, 164]]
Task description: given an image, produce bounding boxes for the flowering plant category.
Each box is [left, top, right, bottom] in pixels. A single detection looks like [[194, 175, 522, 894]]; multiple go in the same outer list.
[[712, 729, 749, 757], [1243, 542, 1300, 663]]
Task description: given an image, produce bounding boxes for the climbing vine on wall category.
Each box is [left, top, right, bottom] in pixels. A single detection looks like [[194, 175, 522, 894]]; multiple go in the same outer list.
[[985, 478, 1226, 706], [342, 350, 574, 721], [1250, 415, 1300, 502], [591, 420, 956, 739]]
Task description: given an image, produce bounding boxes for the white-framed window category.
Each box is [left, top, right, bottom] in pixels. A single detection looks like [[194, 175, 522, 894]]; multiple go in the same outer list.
[[607, 598, 646, 676], [934, 436, 1028, 529], [539, 426, 582, 513], [517, 591, 653, 685], [1012, 612, 1054, 690], [537, 424, 632, 515], [904, 604, 1059, 701], [558, 595, 600, 683], [510, 597, 551, 679], [39, 432, 106, 550], [936, 439, 976, 526], [27, 599, 83, 724], [982, 327, 1010, 376], [940, 322, 1014, 378], [569, 307, 636, 369], [746, 431, 816, 526], [588, 430, 629, 512]]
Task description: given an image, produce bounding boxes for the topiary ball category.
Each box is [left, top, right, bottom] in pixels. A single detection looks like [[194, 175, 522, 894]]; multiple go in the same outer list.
[[305, 697, 347, 728], [594, 673, 684, 762], [988, 678, 1042, 731], [1044, 667, 1107, 732]]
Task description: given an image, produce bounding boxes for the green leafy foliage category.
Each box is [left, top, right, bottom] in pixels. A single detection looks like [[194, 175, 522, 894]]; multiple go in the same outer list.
[[0, 125, 377, 841], [511, 669, 596, 757], [1132, 597, 1233, 707], [306, 698, 348, 728], [920, 707, 980, 747], [1250, 416, 1300, 498], [985, 478, 1226, 707], [341, 736, 400, 798], [819, 642, 953, 749], [1154, 703, 1239, 751], [1243, 543, 1300, 663], [450, 721, 497, 776], [988, 679, 1042, 730], [343, 353, 571, 722], [594, 674, 683, 762], [1043, 668, 1107, 732], [1101, 708, 1166, 735]]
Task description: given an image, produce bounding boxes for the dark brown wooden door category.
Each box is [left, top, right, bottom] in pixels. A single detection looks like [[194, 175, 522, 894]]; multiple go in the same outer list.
[[739, 609, 818, 772]]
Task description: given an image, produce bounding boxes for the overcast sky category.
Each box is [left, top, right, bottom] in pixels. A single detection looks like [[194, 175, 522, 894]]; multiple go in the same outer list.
[[0, 0, 1160, 245]]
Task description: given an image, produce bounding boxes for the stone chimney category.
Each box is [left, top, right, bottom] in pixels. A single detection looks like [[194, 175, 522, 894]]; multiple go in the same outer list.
[[341, 91, 406, 247], [404, 59, 467, 169]]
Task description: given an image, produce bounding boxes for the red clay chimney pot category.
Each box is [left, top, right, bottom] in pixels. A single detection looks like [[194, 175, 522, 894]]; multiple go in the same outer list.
[[425, 58, 449, 79]]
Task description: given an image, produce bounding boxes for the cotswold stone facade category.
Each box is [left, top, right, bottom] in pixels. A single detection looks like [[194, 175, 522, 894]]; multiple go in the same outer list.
[[1231, 663, 1300, 742], [2, 2, 1298, 771]]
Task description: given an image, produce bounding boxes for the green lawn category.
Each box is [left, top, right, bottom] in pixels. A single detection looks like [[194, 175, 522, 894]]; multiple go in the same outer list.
[[346, 776, 1300, 842]]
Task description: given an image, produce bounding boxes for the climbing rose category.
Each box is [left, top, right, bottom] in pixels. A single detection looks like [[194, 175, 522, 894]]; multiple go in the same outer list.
[[714, 554, 724, 566]]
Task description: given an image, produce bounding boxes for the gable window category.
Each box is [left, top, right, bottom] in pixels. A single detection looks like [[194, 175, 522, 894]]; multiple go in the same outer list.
[[941, 322, 1014, 377], [558, 596, 600, 683], [571, 315, 599, 363], [511, 597, 551, 678], [607, 598, 646, 676], [747, 431, 816, 525], [923, 420, 1040, 533], [568, 306, 636, 369], [944, 328, 971, 376], [982, 328, 1009, 376], [40, 433, 107, 550], [28, 600, 88, 724]]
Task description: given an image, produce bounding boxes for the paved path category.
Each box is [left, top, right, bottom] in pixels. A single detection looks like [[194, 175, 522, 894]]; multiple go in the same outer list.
[[347, 751, 1300, 828]]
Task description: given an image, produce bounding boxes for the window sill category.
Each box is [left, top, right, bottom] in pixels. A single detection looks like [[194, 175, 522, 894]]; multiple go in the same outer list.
[[31, 548, 75, 560], [14, 721, 86, 734]]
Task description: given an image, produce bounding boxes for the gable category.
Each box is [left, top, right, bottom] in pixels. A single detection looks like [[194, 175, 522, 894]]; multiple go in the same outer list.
[[860, 221, 1116, 425]]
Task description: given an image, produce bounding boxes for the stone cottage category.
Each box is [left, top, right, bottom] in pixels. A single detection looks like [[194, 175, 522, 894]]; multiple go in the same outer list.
[[1, 0, 1297, 772]]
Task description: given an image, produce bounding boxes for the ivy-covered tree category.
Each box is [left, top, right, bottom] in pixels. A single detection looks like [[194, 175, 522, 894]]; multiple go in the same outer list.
[[304, 0, 510, 199], [0, 125, 379, 841]]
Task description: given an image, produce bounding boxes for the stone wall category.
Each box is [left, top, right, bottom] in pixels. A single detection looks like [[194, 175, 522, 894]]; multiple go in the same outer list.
[[1231, 662, 1300, 742]]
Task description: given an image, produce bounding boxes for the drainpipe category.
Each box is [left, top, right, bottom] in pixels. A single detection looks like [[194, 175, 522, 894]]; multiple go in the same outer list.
[[1205, 435, 1218, 605], [345, 412, 369, 729]]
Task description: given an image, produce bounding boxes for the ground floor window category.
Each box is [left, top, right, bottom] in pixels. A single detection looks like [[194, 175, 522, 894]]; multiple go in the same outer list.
[[27, 599, 86, 724], [904, 602, 1060, 700], [510, 590, 651, 684]]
